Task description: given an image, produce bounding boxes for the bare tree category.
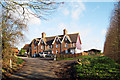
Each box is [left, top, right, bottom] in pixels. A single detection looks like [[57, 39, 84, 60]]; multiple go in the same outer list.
[[104, 2, 120, 63], [0, 0, 63, 20], [0, 0, 63, 60]]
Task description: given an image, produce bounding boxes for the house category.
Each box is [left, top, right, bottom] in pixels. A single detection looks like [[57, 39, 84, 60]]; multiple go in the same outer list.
[[29, 29, 82, 57], [84, 49, 101, 55], [12, 48, 19, 56], [22, 44, 30, 55]]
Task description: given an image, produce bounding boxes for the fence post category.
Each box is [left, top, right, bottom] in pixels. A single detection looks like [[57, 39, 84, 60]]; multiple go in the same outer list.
[[10, 58, 12, 68]]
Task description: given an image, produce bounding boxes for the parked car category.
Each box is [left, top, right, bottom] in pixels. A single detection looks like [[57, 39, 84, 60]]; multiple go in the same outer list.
[[46, 53, 53, 57], [39, 52, 48, 57]]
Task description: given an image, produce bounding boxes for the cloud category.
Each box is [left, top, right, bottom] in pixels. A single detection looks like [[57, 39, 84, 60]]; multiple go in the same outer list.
[[71, 2, 86, 20]]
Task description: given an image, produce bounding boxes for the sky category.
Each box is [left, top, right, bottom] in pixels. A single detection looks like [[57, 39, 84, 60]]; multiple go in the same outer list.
[[17, 1, 116, 52]]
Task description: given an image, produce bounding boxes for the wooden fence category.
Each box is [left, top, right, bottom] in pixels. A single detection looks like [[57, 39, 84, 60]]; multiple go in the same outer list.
[[56, 53, 82, 60]]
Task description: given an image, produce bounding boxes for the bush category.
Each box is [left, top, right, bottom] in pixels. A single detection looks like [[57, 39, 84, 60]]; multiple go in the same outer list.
[[74, 56, 120, 79]]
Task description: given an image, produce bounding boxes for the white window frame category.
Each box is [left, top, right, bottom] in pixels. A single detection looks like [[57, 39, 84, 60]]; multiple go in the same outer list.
[[65, 37, 67, 41], [56, 50, 58, 54], [65, 50, 68, 53], [52, 51, 54, 54], [65, 43, 67, 48], [73, 43, 75, 47], [41, 45, 43, 49], [51, 45, 53, 49], [56, 44, 58, 48], [34, 46, 36, 49]]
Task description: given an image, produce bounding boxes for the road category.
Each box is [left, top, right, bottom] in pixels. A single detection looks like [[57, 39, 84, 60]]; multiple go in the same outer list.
[[9, 57, 76, 80]]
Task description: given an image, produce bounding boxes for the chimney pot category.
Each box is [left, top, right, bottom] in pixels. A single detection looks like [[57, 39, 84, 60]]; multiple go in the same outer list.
[[42, 32, 46, 38], [63, 29, 67, 35]]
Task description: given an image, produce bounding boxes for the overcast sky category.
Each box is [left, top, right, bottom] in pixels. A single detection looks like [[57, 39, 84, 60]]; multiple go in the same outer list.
[[17, 1, 116, 52]]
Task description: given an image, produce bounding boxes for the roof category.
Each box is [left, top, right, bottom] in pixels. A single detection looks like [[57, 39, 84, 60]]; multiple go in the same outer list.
[[23, 44, 29, 50], [68, 33, 79, 43], [31, 33, 80, 45], [12, 48, 19, 52], [88, 49, 101, 52]]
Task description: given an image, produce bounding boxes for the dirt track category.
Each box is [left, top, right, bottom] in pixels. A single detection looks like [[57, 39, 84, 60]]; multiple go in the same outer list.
[[9, 57, 76, 80]]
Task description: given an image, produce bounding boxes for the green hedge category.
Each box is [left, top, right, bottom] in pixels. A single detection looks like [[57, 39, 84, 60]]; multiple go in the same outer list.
[[74, 56, 120, 79]]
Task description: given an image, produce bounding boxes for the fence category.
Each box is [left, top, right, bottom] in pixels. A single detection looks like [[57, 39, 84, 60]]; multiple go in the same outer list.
[[56, 53, 82, 60]]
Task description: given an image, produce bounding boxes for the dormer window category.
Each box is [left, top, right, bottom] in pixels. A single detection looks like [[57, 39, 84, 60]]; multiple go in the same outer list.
[[56, 44, 58, 48], [73, 43, 75, 47], [48, 45, 49, 49], [34, 46, 36, 49], [34, 40, 36, 44], [41, 45, 43, 49], [41, 40, 43, 44], [65, 43, 67, 48], [57, 38, 59, 42], [65, 37, 67, 41]]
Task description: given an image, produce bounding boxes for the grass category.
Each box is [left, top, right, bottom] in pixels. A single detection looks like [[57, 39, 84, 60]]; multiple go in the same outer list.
[[57, 55, 93, 61], [74, 56, 120, 79], [2, 56, 25, 79]]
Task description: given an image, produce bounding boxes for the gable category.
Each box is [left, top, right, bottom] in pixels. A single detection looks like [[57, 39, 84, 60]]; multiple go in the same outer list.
[[61, 35, 71, 43], [68, 33, 79, 43], [38, 39, 45, 45], [52, 36, 61, 44]]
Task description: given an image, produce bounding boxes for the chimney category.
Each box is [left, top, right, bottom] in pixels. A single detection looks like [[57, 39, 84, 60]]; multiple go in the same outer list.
[[63, 29, 67, 35], [42, 32, 46, 38]]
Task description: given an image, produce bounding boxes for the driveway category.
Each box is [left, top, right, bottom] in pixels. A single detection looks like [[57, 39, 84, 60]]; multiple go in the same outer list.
[[9, 57, 76, 80]]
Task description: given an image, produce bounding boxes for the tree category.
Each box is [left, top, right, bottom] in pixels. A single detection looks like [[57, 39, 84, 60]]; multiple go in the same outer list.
[[104, 2, 120, 63], [0, 0, 63, 20], [0, 0, 63, 61]]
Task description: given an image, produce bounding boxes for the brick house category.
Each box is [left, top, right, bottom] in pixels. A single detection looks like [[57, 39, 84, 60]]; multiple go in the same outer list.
[[29, 29, 82, 57]]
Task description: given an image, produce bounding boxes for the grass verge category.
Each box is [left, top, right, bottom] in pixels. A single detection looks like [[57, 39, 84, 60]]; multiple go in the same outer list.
[[2, 57, 25, 79], [74, 56, 120, 79], [57, 55, 93, 61]]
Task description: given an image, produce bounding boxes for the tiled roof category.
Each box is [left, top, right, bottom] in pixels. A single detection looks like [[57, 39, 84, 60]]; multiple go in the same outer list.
[[45, 36, 55, 45], [23, 44, 29, 49], [32, 33, 79, 45], [68, 33, 79, 43]]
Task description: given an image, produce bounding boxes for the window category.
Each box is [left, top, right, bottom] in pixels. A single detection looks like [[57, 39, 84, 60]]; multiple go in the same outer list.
[[57, 38, 59, 42], [56, 50, 59, 54], [65, 37, 67, 41], [34, 46, 36, 49], [65, 50, 68, 53], [73, 43, 75, 47], [51, 45, 53, 49], [56, 44, 58, 48], [34, 40, 36, 44], [65, 43, 67, 47], [52, 51, 54, 54], [41, 45, 43, 49], [71, 49, 75, 54], [41, 40, 43, 44], [48, 45, 49, 49]]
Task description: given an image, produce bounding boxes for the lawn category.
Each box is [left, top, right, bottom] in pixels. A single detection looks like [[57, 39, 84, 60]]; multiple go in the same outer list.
[[57, 55, 93, 61], [74, 56, 120, 79]]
